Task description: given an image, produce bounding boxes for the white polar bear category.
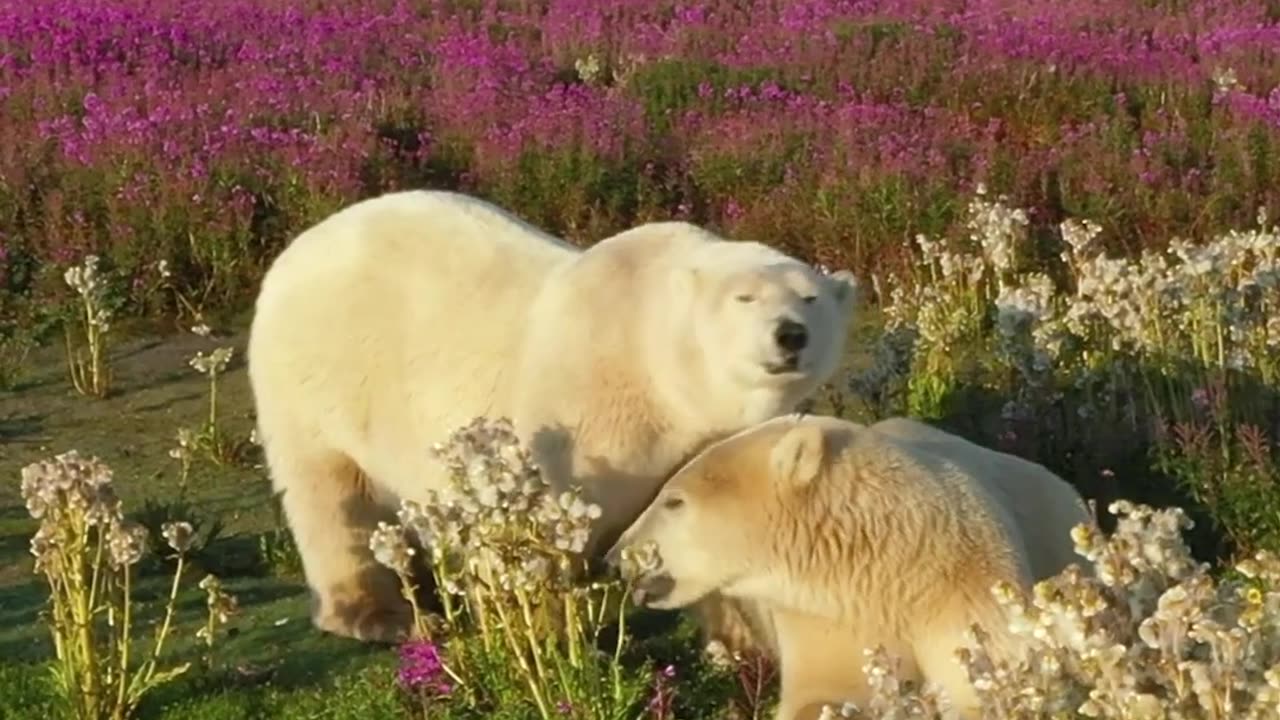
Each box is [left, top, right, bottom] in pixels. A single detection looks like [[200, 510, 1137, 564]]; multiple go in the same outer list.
[[247, 190, 858, 642], [607, 414, 1093, 720]]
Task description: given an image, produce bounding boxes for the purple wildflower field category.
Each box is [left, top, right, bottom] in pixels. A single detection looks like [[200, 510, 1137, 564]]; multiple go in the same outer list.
[[2, 0, 1280, 316]]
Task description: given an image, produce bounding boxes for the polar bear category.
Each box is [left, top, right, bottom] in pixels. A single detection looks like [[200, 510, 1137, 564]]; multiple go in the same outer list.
[[247, 190, 858, 642], [606, 414, 1092, 719], [682, 414, 1095, 662]]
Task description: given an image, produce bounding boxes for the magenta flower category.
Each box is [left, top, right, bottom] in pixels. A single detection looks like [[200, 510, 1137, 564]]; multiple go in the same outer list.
[[647, 663, 677, 719], [396, 639, 451, 696]]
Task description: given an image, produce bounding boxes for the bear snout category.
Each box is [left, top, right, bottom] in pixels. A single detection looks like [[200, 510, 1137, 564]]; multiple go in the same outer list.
[[604, 542, 624, 569], [773, 319, 808, 356]]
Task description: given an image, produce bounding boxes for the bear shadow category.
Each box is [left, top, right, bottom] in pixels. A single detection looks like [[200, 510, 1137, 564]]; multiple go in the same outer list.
[[525, 423, 686, 575], [525, 423, 705, 651]]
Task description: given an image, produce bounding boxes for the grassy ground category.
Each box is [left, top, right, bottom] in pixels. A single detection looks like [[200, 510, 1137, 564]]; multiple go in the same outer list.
[[0, 316, 879, 719], [0, 319, 421, 717]]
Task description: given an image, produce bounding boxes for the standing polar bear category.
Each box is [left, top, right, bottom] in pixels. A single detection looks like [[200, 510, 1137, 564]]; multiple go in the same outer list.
[[608, 414, 1093, 720], [247, 190, 858, 642]]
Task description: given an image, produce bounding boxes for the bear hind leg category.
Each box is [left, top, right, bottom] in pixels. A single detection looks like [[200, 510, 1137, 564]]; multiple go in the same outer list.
[[270, 443, 411, 643]]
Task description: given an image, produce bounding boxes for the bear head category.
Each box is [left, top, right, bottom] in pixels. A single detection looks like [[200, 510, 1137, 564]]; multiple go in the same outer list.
[[671, 244, 857, 401], [606, 414, 852, 611]]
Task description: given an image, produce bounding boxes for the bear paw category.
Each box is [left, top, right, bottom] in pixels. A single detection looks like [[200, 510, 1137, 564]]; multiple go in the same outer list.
[[312, 594, 413, 644]]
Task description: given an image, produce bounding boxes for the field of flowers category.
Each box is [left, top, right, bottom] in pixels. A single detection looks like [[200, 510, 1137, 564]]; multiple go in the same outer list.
[[3, 0, 1280, 718]]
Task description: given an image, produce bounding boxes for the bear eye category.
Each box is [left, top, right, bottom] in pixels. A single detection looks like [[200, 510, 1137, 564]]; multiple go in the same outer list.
[[802, 295, 817, 304], [662, 496, 685, 511], [735, 294, 755, 303]]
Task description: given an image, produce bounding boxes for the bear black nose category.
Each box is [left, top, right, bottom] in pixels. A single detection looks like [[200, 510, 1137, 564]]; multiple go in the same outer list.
[[774, 319, 808, 353]]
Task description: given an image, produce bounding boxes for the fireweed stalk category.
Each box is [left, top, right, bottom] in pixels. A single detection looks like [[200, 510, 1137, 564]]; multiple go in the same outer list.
[[369, 417, 655, 719], [21, 451, 237, 720]]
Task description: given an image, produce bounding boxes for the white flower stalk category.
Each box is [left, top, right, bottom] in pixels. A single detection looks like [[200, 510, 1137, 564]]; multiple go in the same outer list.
[[850, 502, 1280, 720], [63, 254, 115, 397], [21, 450, 230, 717]]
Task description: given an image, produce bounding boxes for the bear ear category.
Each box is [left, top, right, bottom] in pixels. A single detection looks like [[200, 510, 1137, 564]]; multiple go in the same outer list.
[[825, 269, 858, 306], [770, 420, 826, 489]]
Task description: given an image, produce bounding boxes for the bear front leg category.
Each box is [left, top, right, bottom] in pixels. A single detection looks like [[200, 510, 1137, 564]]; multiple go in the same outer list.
[[269, 443, 412, 643], [770, 610, 883, 720], [692, 593, 779, 660]]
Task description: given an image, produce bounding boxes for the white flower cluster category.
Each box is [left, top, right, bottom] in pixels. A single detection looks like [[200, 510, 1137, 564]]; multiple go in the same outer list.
[[63, 254, 112, 331], [890, 191, 1032, 370], [21, 451, 150, 572], [1212, 66, 1243, 94], [369, 520, 416, 576], [574, 53, 602, 84], [994, 272, 1060, 389], [369, 417, 604, 596], [870, 193, 1280, 420], [967, 183, 1029, 274], [821, 646, 956, 720], [830, 501, 1280, 720], [168, 427, 197, 462], [196, 573, 239, 644], [161, 521, 194, 553], [189, 347, 233, 375], [1061, 212, 1280, 374]]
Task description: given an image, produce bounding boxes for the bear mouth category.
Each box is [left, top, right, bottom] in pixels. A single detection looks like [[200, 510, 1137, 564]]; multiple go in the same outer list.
[[630, 572, 676, 607], [763, 355, 802, 375]]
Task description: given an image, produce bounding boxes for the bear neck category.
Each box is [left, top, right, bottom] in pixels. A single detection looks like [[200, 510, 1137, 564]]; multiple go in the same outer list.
[[757, 455, 960, 629]]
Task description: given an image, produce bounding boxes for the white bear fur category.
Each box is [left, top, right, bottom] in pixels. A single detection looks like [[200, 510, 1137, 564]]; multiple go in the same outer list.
[[609, 414, 1093, 720], [247, 189, 858, 642]]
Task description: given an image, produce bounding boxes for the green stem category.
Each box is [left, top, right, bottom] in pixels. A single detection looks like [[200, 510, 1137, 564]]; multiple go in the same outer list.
[[397, 570, 428, 640], [471, 587, 494, 654], [439, 567, 459, 627], [493, 598, 551, 718], [69, 512, 101, 717], [150, 554, 185, 662], [116, 566, 132, 715], [563, 589, 580, 670], [64, 324, 86, 395], [516, 589, 551, 683], [610, 584, 628, 704], [86, 522, 108, 619], [208, 372, 219, 447]]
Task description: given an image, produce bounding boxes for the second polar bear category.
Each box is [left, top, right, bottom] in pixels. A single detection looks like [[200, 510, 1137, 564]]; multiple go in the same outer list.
[[247, 190, 858, 642], [681, 414, 1096, 661], [607, 414, 1092, 719]]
